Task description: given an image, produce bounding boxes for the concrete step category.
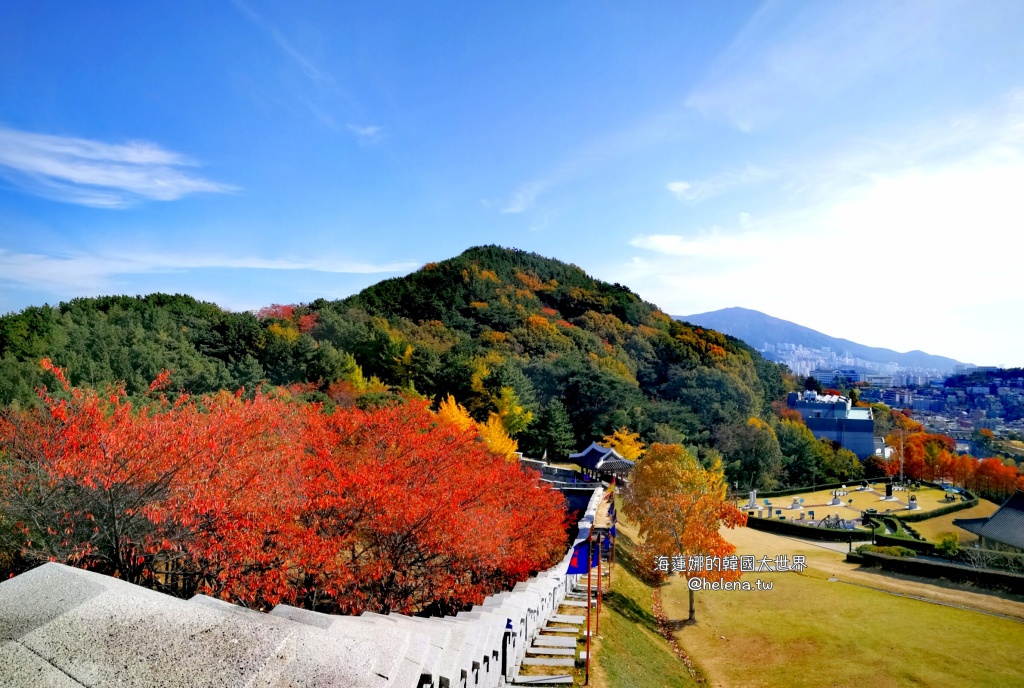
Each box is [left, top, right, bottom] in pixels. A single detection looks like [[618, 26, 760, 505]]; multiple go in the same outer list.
[[364, 613, 439, 688], [540, 626, 579, 634], [271, 604, 411, 686], [522, 657, 575, 667], [526, 648, 574, 657], [548, 614, 584, 625], [531, 636, 576, 648], [191, 596, 383, 687], [3, 564, 295, 688], [512, 675, 574, 685], [559, 601, 589, 608]]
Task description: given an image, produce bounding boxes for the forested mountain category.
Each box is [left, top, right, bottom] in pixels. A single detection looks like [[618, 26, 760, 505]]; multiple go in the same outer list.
[[0, 246, 788, 473], [680, 307, 963, 372]]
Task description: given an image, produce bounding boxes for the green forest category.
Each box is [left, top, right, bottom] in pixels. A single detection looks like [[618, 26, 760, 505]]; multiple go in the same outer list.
[[0, 245, 834, 490]]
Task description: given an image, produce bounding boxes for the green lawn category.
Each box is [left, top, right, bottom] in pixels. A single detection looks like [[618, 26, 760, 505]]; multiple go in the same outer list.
[[743, 486, 964, 529], [595, 529, 702, 688], [910, 500, 1000, 543], [662, 524, 1024, 688]]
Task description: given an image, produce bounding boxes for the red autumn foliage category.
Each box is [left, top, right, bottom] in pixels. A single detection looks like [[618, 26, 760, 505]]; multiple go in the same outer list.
[[256, 304, 297, 321], [879, 419, 1021, 500], [297, 313, 319, 333], [540, 307, 558, 317], [0, 362, 569, 614], [771, 400, 803, 423]]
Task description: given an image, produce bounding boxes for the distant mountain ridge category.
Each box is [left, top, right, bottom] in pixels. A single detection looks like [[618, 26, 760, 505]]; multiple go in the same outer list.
[[676, 307, 964, 373]]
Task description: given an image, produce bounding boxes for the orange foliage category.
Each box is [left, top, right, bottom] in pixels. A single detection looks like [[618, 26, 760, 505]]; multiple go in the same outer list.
[[771, 400, 803, 423], [256, 304, 296, 320], [623, 444, 746, 615], [481, 330, 508, 344], [0, 363, 569, 615]]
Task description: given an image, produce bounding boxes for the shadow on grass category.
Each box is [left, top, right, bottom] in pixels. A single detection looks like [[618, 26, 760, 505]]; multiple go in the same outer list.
[[603, 590, 660, 634], [614, 531, 643, 579]]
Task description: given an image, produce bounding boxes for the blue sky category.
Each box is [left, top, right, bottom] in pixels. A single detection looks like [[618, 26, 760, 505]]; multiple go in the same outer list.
[[2, 1, 1024, 366]]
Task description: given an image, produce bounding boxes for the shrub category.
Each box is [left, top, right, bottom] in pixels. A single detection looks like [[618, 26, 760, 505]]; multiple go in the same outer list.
[[856, 544, 916, 557], [936, 532, 960, 560]]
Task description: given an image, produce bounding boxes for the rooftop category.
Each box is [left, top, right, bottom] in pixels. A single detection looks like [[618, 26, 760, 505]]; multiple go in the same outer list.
[[954, 490, 1024, 551]]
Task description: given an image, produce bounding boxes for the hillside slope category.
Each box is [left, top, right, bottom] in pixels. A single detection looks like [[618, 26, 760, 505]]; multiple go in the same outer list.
[[0, 247, 787, 459]]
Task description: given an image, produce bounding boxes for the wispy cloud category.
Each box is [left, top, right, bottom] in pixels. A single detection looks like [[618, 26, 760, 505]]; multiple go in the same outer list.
[[0, 249, 419, 294], [685, 1, 988, 132], [347, 124, 384, 144], [0, 126, 236, 208], [667, 165, 776, 203], [230, 0, 331, 86], [494, 107, 685, 214]]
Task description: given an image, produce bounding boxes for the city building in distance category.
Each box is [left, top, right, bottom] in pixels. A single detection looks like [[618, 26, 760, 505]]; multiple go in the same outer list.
[[786, 391, 879, 459]]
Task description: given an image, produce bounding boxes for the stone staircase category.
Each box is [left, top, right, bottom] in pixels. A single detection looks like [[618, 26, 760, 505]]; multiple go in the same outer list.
[[0, 489, 607, 687]]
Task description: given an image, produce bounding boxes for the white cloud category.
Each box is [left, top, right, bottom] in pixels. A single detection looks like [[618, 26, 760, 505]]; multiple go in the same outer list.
[[0, 249, 419, 295], [622, 94, 1024, 365], [347, 124, 384, 144], [0, 126, 236, 208], [500, 182, 545, 214]]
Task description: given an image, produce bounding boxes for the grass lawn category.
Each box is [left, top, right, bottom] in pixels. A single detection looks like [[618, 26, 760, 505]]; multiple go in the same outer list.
[[592, 528, 702, 688], [910, 500, 1000, 543], [742, 486, 956, 525], [663, 524, 1024, 688]]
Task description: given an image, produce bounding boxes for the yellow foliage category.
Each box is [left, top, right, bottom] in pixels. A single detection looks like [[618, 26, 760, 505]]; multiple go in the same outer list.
[[594, 356, 638, 386], [436, 394, 477, 432], [478, 269, 501, 283], [746, 416, 776, 437], [602, 426, 645, 461], [623, 443, 746, 589], [346, 362, 367, 391], [514, 271, 544, 291], [394, 344, 414, 368], [525, 315, 557, 333], [470, 301, 489, 309], [365, 375, 389, 393], [495, 387, 533, 436], [267, 322, 300, 342], [480, 414, 519, 460], [481, 330, 508, 344]]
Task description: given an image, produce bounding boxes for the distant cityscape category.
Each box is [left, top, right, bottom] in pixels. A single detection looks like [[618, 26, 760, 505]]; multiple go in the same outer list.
[[760, 341, 960, 381], [790, 358, 1024, 449]]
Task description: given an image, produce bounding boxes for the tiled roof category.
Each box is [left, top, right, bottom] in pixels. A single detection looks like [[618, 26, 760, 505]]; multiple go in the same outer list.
[[953, 491, 1024, 550]]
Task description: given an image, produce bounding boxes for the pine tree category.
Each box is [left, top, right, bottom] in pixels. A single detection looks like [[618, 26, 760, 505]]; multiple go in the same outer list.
[[542, 398, 575, 460]]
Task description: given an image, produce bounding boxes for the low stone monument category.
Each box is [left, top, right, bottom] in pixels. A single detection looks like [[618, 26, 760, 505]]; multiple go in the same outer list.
[[747, 490, 758, 509], [828, 491, 842, 506], [908, 494, 920, 510], [790, 497, 802, 510]]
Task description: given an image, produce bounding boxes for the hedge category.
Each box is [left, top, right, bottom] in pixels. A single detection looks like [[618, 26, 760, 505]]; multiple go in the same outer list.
[[745, 515, 873, 542], [759, 481, 850, 499], [857, 551, 1024, 594], [874, 533, 938, 555]]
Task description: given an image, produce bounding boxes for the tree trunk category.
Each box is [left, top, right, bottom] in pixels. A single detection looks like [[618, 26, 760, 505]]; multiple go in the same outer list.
[[688, 588, 696, 623]]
